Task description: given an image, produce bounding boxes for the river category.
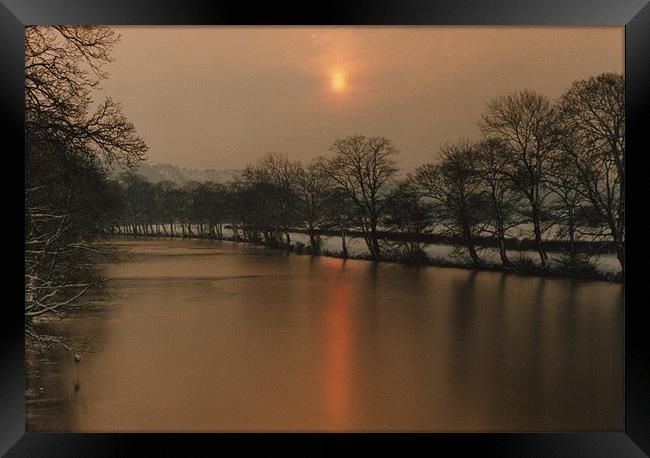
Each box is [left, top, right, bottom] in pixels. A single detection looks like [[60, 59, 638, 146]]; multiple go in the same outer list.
[[26, 237, 624, 431]]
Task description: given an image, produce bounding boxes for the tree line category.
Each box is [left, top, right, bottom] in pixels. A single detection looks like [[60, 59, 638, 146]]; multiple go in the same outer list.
[[110, 72, 624, 277]]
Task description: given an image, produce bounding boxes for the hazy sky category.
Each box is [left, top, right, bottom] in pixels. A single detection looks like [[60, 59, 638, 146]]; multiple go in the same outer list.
[[101, 27, 623, 171]]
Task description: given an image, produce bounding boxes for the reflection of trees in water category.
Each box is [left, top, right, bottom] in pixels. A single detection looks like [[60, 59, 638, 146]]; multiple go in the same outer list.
[[447, 271, 478, 387], [443, 273, 623, 430]]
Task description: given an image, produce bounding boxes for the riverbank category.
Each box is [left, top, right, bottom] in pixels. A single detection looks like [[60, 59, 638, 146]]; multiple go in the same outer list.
[[107, 231, 622, 283]]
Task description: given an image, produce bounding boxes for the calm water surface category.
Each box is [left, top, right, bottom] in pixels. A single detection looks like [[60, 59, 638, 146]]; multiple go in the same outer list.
[[26, 238, 623, 431]]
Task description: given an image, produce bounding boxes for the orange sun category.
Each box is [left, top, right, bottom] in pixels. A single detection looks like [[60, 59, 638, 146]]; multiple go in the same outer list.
[[331, 71, 347, 92]]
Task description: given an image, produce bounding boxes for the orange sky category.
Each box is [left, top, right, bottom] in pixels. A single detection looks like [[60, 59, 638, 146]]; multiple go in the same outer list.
[[101, 27, 624, 171]]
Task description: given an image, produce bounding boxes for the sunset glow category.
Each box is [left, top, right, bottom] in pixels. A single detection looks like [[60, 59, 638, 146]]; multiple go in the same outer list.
[[331, 71, 347, 92]]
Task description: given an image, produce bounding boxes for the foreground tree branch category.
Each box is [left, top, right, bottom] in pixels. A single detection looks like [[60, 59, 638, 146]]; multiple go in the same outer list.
[[25, 26, 147, 350]]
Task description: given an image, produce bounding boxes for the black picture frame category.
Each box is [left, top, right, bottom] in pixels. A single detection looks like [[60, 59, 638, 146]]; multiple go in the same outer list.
[[2, 0, 648, 455]]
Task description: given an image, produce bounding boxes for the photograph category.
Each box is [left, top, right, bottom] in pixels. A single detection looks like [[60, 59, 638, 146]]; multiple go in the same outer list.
[[25, 25, 625, 432]]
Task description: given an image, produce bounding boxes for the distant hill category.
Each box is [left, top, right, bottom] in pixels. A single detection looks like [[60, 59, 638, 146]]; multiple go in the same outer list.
[[111, 162, 243, 185]]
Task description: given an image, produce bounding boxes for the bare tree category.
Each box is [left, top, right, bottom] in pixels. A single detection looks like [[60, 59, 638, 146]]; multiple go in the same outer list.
[[415, 141, 484, 267], [25, 26, 147, 348], [474, 138, 522, 268], [382, 178, 434, 263], [26, 26, 146, 168], [244, 153, 301, 245], [320, 135, 398, 258], [25, 189, 100, 324], [480, 90, 560, 267], [546, 137, 589, 266], [154, 180, 179, 236], [558, 73, 625, 273], [294, 161, 336, 252], [205, 182, 229, 239]]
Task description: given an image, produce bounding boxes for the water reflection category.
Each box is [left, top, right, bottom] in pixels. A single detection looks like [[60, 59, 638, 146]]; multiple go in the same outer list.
[[26, 238, 623, 431], [324, 265, 353, 427]]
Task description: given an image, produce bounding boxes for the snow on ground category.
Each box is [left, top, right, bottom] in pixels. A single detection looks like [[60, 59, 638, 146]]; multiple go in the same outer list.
[[214, 226, 621, 275], [122, 225, 620, 275]]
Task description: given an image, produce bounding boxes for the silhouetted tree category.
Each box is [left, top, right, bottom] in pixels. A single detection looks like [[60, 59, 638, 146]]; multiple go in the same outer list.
[[294, 161, 336, 252], [154, 180, 179, 236], [558, 73, 625, 273], [415, 141, 484, 266], [382, 179, 434, 263], [480, 90, 560, 267], [244, 153, 301, 245], [205, 182, 229, 239], [546, 137, 589, 266], [474, 138, 522, 267], [321, 135, 398, 258], [25, 26, 147, 345]]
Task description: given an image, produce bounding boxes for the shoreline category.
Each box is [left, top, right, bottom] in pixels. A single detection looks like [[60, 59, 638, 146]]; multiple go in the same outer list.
[[106, 232, 622, 284]]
